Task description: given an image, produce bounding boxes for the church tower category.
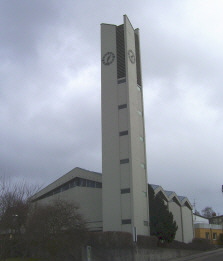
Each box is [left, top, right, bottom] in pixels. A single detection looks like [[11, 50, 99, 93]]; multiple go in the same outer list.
[[101, 15, 149, 237]]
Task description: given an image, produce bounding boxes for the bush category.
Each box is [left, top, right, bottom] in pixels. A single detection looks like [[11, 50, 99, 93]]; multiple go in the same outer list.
[[87, 232, 159, 249], [137, 235, 158, 248], [158, 238, 215, 251], [87, 231, 133, 249], [189, 238, 212, 251], [166, 240, 190, 250]]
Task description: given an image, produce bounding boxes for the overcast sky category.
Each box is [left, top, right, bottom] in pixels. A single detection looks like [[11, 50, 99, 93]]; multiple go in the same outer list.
[[1, 0, 223, 214]]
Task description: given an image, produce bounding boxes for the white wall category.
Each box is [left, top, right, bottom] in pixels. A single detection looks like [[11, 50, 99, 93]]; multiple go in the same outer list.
[[181, 206, 194, 243], [168, 200, 183, 242], [193, 214, 209, 224]]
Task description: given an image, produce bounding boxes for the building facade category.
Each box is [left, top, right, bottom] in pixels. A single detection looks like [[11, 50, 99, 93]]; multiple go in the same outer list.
[[194, 223, 223, 245], [31, 168, 103, 231], [101, 15, 149, 236], [193, 214, 223, 245], [150, 184, 194, 243], [209, 215, 223, 225], [31, 169, 194, 243]]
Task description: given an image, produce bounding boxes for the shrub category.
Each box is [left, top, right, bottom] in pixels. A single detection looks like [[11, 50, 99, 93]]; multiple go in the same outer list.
[[87, 231, 133, 249], [189, 238, 212, 251], [166, 240, 190, 250], [137, 235, 158, 248]]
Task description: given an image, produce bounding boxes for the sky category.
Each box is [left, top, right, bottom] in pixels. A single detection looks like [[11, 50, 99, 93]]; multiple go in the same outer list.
[[1, 0, 223, 214]]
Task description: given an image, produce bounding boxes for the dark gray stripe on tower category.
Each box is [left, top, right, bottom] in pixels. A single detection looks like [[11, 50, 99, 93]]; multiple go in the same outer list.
[[116, 25, 126, 79], [135, 32, 142, 87]]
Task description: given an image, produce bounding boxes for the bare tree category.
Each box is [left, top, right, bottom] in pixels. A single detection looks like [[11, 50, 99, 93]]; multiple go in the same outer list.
[[0, 176, 40, 259], [201, 206, 216, 218], [194, 209, 200, 215], [26, 199, 87, 260], [0, 177, 86, 260]]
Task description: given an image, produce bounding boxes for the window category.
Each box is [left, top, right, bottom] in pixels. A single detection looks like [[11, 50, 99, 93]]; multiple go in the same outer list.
[[137, 110, 142, 116], [205, 232, 209, 239], [213, 233, 217, 240], [122, 219, 131, 224], [140, 163, 146, 169], [75, 177, 80, 186], [87, 180, 95, 188], [70, 180, 77, 188], [137, 85, 141, 91], [142, 191, 147, 197], [61, 183, 69, 191], [118, 104, 127, 109], [96, 182, 102, 188], [33, 177, 102, 202], [119, 130, 128, 136], [53, 187, 61, 194], [144, 221, 148, 226], [121, 188, 130, 194], [120, 159, 129, 164], [80, 178, 86, 187]]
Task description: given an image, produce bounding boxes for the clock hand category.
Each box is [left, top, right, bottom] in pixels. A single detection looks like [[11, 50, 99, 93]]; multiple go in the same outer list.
[[106, 54, 112, 63]]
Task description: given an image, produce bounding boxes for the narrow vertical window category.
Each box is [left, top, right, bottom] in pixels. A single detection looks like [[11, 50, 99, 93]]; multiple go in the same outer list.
[[139, 136, 144, 142], [119, 130, 128, 136], [118, 104, 127, 109], [121, 188, 130, 194], [122, 219, 131, 224], [137, 110, 142, 116], [120, 159, 129, 164], [140, 163, 146, 169], [137, 85, 142, 91]]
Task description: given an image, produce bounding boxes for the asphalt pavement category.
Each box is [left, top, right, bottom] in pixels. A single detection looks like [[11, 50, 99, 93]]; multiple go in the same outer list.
[[172, 248, 223, 261]]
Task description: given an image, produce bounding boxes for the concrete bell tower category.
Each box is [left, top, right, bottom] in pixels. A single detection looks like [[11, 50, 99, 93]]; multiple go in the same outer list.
[[101, 15, 149, 237]]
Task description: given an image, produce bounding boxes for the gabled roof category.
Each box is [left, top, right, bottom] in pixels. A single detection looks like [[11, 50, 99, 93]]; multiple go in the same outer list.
[[150, 184, 169, 201], [178, 195, 193, 210], [178, 196, 186, 202], [150, 184, 192, 209], [164, 190, 175, 197], [165, 191, 182, 206], [150, 184, 160, 190]]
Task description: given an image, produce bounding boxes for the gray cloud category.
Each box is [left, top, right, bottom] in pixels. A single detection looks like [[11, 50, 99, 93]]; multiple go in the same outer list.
[[0, 0, 223, 214]]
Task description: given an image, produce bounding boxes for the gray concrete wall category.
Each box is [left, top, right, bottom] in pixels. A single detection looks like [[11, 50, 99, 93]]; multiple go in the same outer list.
[[84, 247, 199, 261]]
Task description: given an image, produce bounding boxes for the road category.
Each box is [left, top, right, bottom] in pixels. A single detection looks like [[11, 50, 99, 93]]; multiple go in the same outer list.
[[173, 249, 223, 261]]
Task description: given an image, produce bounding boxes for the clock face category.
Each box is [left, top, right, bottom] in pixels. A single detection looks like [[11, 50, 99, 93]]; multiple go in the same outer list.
[[102, 52, 115, 65], [128, 50, 135, 64]]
